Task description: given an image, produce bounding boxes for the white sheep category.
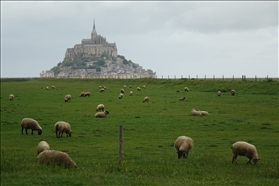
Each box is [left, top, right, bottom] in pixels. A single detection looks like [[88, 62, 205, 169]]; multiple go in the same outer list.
[[64, 94, 71, 102], [46, 86, 49, 90], [137, 87, 141, 91], [143, 85, 146, 89], [184, 87, 189, 92], [95, 111, 109, 118], [52, 86, 55, 89], [178, 97, 185, 101], [130, 91, 133, 96], [100, 88, 105, 92], [119, 93, 123, 99], [54, 121, 72, 138], [231, 89, 236, 96], [217, 91, 221, 96], [120, 89, 125, 93], [190, 108, 202, 116], [124, 85, 127, 89], [9, 94, 14, 101], [96, 104, 105, 112], [84, 92, 91, 97], [174, 136, 194, 159], [21, 118, 42, 135], [37, 141, 50, 155], [99, 86, 106, 90], [143, 96, 149, 103], [37, 150, 77, 168], [231, 141, 260, 164], [79, 92, 85, 97]]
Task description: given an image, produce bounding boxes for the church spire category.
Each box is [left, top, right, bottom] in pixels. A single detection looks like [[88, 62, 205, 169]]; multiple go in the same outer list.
[[91, 18, 97, 36]]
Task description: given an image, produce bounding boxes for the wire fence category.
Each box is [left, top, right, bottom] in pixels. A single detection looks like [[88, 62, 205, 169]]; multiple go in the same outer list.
[[158, 75, 278, 81]]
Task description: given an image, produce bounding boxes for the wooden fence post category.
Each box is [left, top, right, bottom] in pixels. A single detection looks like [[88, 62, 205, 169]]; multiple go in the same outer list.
[[119, 125, 124, 165]]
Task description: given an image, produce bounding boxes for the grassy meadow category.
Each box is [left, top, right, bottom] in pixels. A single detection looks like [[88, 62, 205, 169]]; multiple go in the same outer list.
[[1, 78, 278, 185]]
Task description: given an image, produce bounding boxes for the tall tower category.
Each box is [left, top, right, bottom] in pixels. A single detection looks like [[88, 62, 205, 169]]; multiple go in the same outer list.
[[91, 18, 97, 38]]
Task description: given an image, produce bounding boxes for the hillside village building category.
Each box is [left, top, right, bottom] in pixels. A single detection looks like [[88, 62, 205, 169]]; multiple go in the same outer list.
[[40, 20, 156, 78]]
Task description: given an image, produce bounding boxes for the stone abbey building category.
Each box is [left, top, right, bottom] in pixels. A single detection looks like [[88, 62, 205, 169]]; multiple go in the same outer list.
[[40, 20, 156, 78]]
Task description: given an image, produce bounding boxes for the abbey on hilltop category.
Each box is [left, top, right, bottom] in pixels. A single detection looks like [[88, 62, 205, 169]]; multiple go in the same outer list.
[[40, 19, 156, 79]]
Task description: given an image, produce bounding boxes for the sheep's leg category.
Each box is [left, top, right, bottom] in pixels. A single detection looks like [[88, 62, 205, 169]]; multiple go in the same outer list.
[[25, 128, 28, 134], [246, 159, 252, 164], [31, 130, 34, 135], [232, 155, 237, 164], [21, 127, 24, 134]]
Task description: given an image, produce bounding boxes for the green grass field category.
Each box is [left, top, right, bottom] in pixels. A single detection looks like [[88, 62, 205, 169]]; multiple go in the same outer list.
[[1, 78, 278, 185]]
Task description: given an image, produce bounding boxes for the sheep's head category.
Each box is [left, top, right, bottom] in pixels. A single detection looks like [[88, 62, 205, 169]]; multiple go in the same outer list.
[[105, 111, 109, 115], [38, 129, 42, 135], [177, 151, 184, 159], [253, 157, 260, 164]]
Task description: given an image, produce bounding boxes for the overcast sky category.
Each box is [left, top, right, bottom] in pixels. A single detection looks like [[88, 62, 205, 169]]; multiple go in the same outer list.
[[1, 1, 278, 78]]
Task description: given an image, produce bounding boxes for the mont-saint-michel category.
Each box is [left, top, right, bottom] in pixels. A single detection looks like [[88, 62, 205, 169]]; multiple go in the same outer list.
[[40, 21, 156, 78]]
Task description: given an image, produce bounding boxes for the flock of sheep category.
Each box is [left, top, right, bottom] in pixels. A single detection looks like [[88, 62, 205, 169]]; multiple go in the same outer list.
[[13, 83, 259, 169]]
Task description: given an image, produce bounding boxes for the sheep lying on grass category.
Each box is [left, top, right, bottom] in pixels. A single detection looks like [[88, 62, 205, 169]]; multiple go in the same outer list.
[[37, 141, 50, 155], [54, 121, 72, 138], [21, 118, 42, 135], [96, 104, 105, 111], [179, 97, 185, 101], [231, 141, 260, 164], [217, 91, 221, 96], [95, 111, 109, 118], [231, 89, 236, 96], [191, 108, 202, 116], [100, 88, 105, 92], [143, 96, 149, 103], [64, 94, 71, 102], [37, 150, 77, 169], [174, 136, 194, 159], [9, 94, 14, 101], [200, 111, 209, 116]]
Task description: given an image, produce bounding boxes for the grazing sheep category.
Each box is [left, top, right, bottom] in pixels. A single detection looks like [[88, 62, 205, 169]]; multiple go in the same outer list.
[[124, 85, 127, 89], [130, 91, 133, 96], [143, 96, 149, 103], [231, 141, 260, 164], [37, 150, 77, 168], [84, 92, 91, 97], [143, 85, 146, 89], [184, 87, 189, 92], [21, 118, 42, 135], [120, 89, 125, 93], [191, 108, 202, 116], [54, 121, 72, 138], [129, 85, 132, 88], [99, 86, 106, 90], [174, 136, 194, 159], [179, 97, 185, 101], [52, 86, 55, 89], [37, 141, 50, 155], [79, 92, 85, 97], [46, 86, 49, 90], [100, 88, 105, 92], [231, 89, 236, 96], [64, 94, 71, 102], [95, 111, 109, 118], [217, 91, 221, 96], [96, 104, 105, 112], [119, 93, 123, 99], [137, 87, 141, 91], [9, 94, 14, 101]]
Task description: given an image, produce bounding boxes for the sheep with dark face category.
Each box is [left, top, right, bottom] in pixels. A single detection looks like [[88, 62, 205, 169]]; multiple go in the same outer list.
[[64, 94, 71, 102], [119, 93, 123, 99], [79, 92, 85, 97], [143, 96, 149, 103], [231, 141, 260, 164], [21, 118, 42, 135], [179, 97, 185, 101], [231, 89, 236, 96], [217, 91, 221, 96], [9, 94, 14, 101], [184, 87, 189, 92], [130, 91, 133, 96], [95, 111, 109, 118], [54, 121, 72, 138], [84, 92, 91, 97], [174, 136, 194, 159]]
